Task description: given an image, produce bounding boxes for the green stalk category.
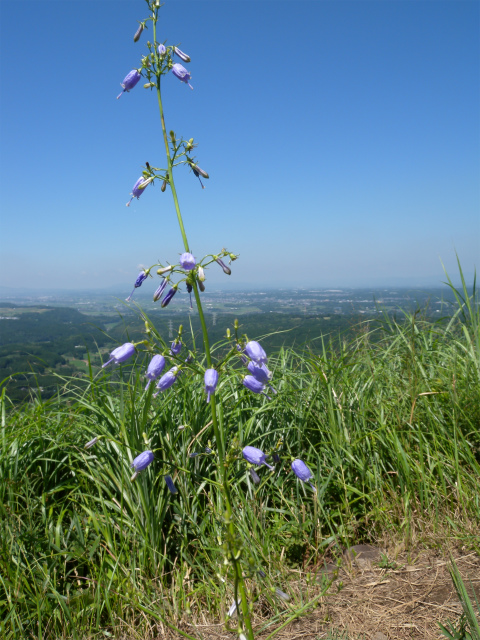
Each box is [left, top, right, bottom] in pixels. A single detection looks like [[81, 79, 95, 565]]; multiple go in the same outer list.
[[152, 9, 254, 640]]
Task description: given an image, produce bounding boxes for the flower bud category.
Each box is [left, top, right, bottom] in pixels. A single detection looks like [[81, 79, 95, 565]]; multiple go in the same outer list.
[[161, 285, 178, 308], [157, 265, 173, 276], [198, 280, 205, 292], [164, 475, 178, 494], [249, 468, 260, 484], [174, 47, 191, 63], [197, 266, 205, 281], [85, 437, 98, 449], [144, 82, 155, 88], [153, 278, 168, 302], [158, 43, 167, 56], [161, 180, 167, 192], [133, 24, 144, 42], [215, 257, 231, 275], [170, 340, 182, 356]]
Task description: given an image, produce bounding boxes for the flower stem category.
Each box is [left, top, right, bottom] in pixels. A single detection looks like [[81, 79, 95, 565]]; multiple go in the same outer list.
[[152, 11, 254, 640]]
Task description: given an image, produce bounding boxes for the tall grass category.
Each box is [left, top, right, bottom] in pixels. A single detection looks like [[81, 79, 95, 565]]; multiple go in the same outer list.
[[0, 278, 478, 638]]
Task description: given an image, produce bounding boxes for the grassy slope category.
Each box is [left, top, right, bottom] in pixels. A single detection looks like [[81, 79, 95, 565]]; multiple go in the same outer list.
[[0, 278, 478, 639]]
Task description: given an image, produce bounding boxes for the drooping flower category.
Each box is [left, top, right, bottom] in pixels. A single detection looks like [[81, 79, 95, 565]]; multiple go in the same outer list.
[[191, 164, 209, 189], [157, 43, 166, 56], [153, 278, 168, 302], [249, 468, 260, 484], [102, 343, 135, 368], [171, 63, 193, 90], [153, 368, 178, 396], [131, 450, 154, 471], [164, 474, 178, 494], [161, 285, 178, 308], [133, 24, 144, 42], [126, 176, 152, 207], [244, 340, 267, 365], [204, 368, 219, 403], [215, 257, 231, 275], [186, 282, 193, 307], [145, 354, 166, 390], [85, 437, 98, 449], [242, 445, 274, 470], [126, 270, 149, 301], [242, 375, 271, 400], [170, 340, 182, 356], [247, 361, 277, 394], [173, 47, 191, 63], [179, 252, 196, 271], [117, 69, 141, 99], [291, 459, 316, 491]]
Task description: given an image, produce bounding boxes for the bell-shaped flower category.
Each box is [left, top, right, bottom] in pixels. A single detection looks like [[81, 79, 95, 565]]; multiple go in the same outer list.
[[158, 43, 166, 56], [126, 270, 149, 301], [153, 368, 178, 396], [85, 437, 98, 449], [291, 459, 316, 491], [174, 47, 191, 63], [247, 361, 277, 394], [102, 343, 135, 368], [242, 445, 273, 470], [164, 474, 178, 494], [179, 252, 196, 271], [153, 278, 168, 302], [170, 340, 182, 356], [242, 375, 271, 400], [245, 340, 267, 365], [191, 164, 209, 189], [126, 176, 152, 207], [161, 285, 178, 308], [145, 354, 166, 390], [171, 63, 193, 90], [117, 69, 141, 99], [204, 368, 219, 403], [215, 257, 231, 275], [130, 450, 154, 481]]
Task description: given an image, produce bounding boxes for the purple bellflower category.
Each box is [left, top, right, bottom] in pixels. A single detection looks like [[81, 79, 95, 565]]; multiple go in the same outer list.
[[174, 47, 191, 63], [102, 343, 135, 368], [243, 375, 271, 400], [291, 459, 316, 491], [153, 368, 178, 396], [126, 270, 148, 301], [145, 354, 166, 390], [204, 368, 219, 403], [158, 43, 166, 56], [117, 69, 141, 99], [192, 165, 209, 189], [179, 252, 196, 270], [171, 63, 193, 90], [170, 340, 182, 356], [126, 176, 152, 207], [215, 257, 231, 275], [247, 361, 277, 394], [161, 285, 178, 308], [153, 278, 168, 302], [244, 340, 267, 365], [242, 445, 274, 470], [130, 450, 154, 481], [164, 474, 178, 494]]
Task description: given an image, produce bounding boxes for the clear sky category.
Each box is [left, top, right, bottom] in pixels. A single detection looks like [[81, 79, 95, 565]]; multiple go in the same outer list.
[[0, 0, 478, 291]]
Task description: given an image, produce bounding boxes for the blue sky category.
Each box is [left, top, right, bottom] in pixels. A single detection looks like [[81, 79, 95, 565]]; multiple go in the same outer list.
[[0, 0, 478, 291]]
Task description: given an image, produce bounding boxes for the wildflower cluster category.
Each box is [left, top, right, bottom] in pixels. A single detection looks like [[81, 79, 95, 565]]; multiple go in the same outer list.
[[86, 3, 319, 638]]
